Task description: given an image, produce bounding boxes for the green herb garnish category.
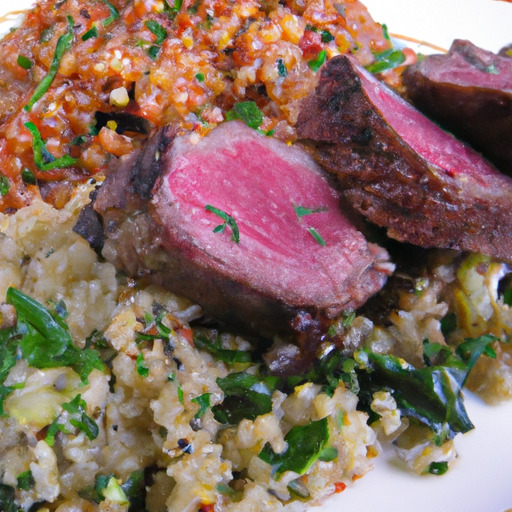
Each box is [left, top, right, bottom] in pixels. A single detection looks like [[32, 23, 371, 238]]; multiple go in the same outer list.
[[136, 353, 149, 378], [21, 168, 37, 185], [427, 461, 449, 475], [5, 287, 105, 383], [213, 372, 279, 424], [62, 394, 99, 441], [0, 174, 10, 197], [308, 227, 326, 246], [366, 48, 406, 74], [194, 334, 252, 364], [16, 470, 34, 491], [24, 122, 77, 170], [195, 72, 205, 82], [81, 25, 98, 41], [192, 392, 211, 418], [293, 204, 328, 218], [17, 55, 32, 70], [145, 20, 168, 44], [24, 16, 74, 111], [307, 50, 326, 72], [101, 0, 119, 27], [259, 417, 333, 479], [205, 204, 240, 243], [277, 58, 287, 77], [225, 101, 263, 130], [163, 0, 183, 18]]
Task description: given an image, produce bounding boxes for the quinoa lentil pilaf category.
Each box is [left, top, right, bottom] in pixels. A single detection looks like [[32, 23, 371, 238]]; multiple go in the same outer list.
[[1, 1, 512, 512]]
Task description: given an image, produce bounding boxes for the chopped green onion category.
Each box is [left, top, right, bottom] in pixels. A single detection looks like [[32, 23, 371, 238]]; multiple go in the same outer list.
[[0, 174, 10, 197], [81, 25, 98, 41], [101, 0, 119, 27], [307, 50, 326, 72], [195, 72, 205, 82], [427, 461, 449, 475], [24, 17, 74, 111], [136, 353, 149, 378], [205, 204, 240, 243], [16, 470, 34, 491], [308, 227, 326, 246], [147, 45, 160, 60], [24, 122, 77, 171], [21, 168, 37, 185], [144, 19, 168, 45], [17, 55, 32, 70], [191, 392, 211, 418], [320, 29, 334, 43], [163, 0, 183, 18], [177, 384, 184, 404]]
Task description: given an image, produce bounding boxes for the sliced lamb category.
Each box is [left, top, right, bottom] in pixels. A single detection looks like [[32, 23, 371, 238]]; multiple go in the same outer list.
[[402, 39, 512, 173], [296, 54, 512, 263], [77, 121, 393, 343]]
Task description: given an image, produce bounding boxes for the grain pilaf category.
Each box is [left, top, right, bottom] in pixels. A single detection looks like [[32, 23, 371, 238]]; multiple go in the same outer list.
[[1, 1, 512, 512]]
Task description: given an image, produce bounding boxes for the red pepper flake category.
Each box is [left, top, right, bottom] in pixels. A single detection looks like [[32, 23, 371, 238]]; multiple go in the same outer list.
[[334, 482, 347, 493]]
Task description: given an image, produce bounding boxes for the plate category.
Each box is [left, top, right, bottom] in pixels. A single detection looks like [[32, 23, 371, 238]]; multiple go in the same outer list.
[[1, 1, 512, 512]]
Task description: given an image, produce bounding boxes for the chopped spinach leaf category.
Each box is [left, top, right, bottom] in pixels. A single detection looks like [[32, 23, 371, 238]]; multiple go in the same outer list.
[[192, 392, 211, 418], [427, 460, 449, 475], [6, 287, 105, 383], [194, 334, 252, 364], [0, 484, 22, 512], [16, 470, 34, 491], [225, 101, 263, 130], [213, 372, 279, 424], [24, 16, 74, 111], [259, 417, 330, 479]]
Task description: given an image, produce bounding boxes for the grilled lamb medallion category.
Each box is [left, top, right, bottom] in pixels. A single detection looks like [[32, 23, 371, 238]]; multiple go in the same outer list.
[[403, 39, 512, 173], [296, 54, 512, 263], [76, 121, 393, 341]]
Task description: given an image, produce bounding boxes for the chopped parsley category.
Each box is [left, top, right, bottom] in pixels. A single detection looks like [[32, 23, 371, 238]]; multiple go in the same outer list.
[[205, 204, 240, 243], [194, 334, 252, 364], [21, 168, 37, 185], [24, 16, 74, 112], [277, 58, 287, 77], [81, 25, 98, 41], [427, 461, 449, 475], [16, 470, 34, 491], [144, 19, 168, 59], [293, 204, 328, 218], [195, 72, 205, 82], [308, 227, 326, 246]]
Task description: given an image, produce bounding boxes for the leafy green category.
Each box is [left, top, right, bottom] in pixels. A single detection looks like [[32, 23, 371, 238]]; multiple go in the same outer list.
[[21, 168, 36, 185], [366, 48, 406, 74], [145, 20, 167, 44], [205, 204, 240, 243], [259, 417, 333, 479], [81, 25, 98, 41], [163, 0, 183, 18], [62, 394, 99, 441], [192, 392, 211, 418], [16, 470, 34, 491], [5, 287, 105, 383], [24, 16, 74, 111], [427, 461, 449, 475], [225, 101, 263, 130], [0, 484, 22, 512], [194, 334, 252, 364], [24, 122, 77, 171], [213, 372, 279, 424]]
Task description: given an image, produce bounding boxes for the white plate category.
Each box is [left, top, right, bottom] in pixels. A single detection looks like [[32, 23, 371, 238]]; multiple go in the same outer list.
[[1, 1, 512, 512]]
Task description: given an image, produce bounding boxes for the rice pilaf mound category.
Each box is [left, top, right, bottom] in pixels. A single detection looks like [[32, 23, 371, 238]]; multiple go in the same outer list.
[[1, 1, 512, 511]]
